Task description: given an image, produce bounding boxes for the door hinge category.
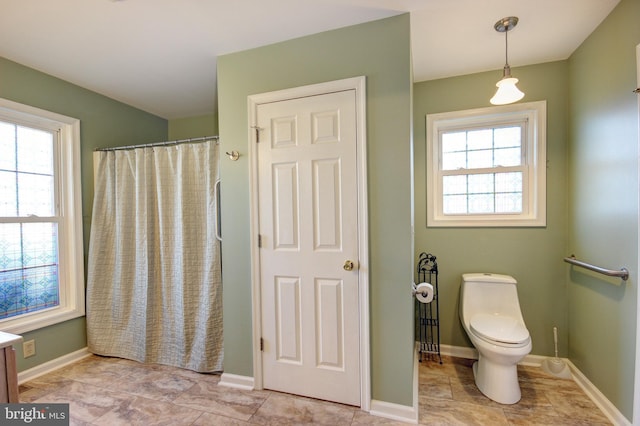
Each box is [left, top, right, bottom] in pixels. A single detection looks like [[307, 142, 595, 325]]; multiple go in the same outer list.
[[251, 126, 262, 143], [258, 234, 262, 248], [260, 337, 264, 351]]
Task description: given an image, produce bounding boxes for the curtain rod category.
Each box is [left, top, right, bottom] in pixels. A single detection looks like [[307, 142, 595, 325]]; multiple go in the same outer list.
[[94, 135, 219, 152]]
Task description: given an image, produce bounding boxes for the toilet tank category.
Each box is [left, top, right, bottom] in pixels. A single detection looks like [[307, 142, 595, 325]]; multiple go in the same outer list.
[[460, 273, 524, 322]]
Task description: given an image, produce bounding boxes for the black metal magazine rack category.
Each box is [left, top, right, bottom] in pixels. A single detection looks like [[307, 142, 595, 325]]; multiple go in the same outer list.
[[416, 252, 441, 363]]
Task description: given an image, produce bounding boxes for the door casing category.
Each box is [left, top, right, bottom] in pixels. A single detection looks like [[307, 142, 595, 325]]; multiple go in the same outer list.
[[248, 76, 370, 410], [633, 43, 640, 426]]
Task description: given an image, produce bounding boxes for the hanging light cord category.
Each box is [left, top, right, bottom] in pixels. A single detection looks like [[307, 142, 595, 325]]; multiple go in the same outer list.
[[502, 21, 512, 78], [504, 26, 509, 68]]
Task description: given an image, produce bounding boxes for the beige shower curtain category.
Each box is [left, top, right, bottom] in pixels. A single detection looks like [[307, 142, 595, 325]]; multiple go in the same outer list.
[[86, 141, 222, 372]]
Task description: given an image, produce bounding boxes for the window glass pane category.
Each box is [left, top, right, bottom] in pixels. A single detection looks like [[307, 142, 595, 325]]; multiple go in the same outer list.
[[0, 122, 16, 171], [469, 194, 494, 213], [442, 152, 466, 170], [0, 224, 22, 271], [496, 193, 522, 213], [17, 126, 54, 175], [0, 264, 59, 320], [495, 172, 522, 193], [467, 129, 492, 150], [0, 171, 17, 217], [443, 175, 467, 195], [442, 131, 466, 153], [468, 174, 494, 194], [443, 125, 524, 171], [0, 223, 59, 320], [442, 172, 524, 216], [0, 120, 60, 320], [22, 223, 58, 269], [467, 149, 492, 169], [494, 147, 521, 167], [443, 194, 467, 214], [494, 126, 521, 148], [495, 172, 522, 213], [17, 173, 55, 216]]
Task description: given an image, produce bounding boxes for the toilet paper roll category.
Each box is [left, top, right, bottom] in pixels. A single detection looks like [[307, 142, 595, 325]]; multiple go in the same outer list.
[[415, 282, 434, 304]]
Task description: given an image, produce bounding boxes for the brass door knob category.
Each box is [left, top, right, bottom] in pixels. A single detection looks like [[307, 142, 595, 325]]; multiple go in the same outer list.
[[343, 260, 355, 271]]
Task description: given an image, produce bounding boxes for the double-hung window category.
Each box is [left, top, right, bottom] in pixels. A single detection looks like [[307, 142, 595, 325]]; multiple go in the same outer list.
[[0, 98, 84, 334], [427, 101, 546, 227]]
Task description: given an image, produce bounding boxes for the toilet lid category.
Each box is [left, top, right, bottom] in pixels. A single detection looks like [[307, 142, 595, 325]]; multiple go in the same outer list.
[[470, 313, 529, 344]]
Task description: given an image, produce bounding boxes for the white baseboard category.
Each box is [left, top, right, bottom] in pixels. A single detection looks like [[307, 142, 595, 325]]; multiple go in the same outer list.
[[20, 344, 626, 425], [18, 347, 92, 384], [370, 399, 418, 424], [439, 344, 548, 367], [219, 373, 255, 391], [440, 343, 477, 360], [567, 359, 631, 426], [439, 344, 629, 426], [218, 371, 418, 423], [367, 343, 419, 424]]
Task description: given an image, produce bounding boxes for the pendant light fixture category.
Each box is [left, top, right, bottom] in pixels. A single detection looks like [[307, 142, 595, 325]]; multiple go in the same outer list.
[[490, 16, 524, 105]]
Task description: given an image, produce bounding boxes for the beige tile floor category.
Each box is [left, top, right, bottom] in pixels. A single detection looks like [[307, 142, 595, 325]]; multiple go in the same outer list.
[[18, 354, 611, 425]]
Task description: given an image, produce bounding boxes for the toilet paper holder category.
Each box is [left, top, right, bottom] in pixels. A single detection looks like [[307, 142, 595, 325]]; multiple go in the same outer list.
[[415, 252, 441, 364]]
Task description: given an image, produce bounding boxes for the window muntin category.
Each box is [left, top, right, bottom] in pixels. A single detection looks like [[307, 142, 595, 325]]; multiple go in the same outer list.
[[427, 101, 546, 227], [0, 98, 84, 333]]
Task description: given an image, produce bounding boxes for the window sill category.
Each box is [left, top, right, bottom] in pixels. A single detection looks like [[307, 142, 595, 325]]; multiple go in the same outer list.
[[0, 305, 85, 335]]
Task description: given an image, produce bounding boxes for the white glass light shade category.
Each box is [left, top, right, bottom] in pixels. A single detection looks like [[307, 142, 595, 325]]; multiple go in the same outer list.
[[490, 77, 524, 105]]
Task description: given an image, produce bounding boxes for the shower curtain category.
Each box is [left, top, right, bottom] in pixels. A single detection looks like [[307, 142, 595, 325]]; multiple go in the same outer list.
[[86, 141, 222, 372]]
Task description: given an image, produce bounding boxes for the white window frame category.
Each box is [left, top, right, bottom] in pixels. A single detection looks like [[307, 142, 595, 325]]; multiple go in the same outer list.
[[427, 101, 546, 227], [0, 98, 84, 334]]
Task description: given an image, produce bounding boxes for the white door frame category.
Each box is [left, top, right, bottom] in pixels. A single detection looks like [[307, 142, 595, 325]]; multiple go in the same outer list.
[[247, 76, 370, 410], [633, 43, 640, 426]]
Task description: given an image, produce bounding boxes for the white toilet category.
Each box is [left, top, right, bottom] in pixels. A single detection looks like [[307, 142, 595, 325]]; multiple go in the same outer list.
[[459, 273, 532, 404]]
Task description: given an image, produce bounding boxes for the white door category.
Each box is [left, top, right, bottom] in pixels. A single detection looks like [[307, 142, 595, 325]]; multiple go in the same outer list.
[[257, 89, 361, 406]]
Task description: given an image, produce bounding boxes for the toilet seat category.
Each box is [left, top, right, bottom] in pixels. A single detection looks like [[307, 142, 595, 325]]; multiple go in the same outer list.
[[470, 313, 529, 345]]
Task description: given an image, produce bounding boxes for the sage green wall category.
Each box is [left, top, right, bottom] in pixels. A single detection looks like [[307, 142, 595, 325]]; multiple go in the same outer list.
[[568, 0, 640, 420], [168, 114, 217, 140], [413, 61, 570, 357], [0, 56, 167, 372], [217, 14, 414, 406]]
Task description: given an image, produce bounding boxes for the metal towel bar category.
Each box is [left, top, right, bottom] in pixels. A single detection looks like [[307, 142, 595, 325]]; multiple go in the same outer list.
[[563, 255, 629, 281]]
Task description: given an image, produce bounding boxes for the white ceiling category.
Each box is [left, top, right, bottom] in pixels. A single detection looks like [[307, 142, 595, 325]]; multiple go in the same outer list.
[[0, 0, 620, 119]]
